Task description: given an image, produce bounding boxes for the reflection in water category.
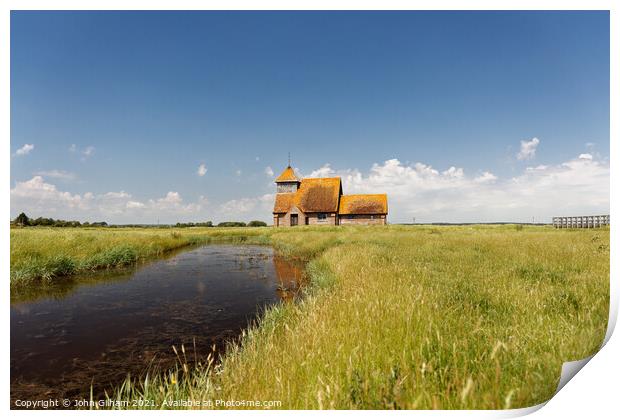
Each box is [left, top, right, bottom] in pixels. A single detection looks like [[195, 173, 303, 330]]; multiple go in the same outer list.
[[10, 245, 303, 407], [273, 256, 305, 301], [10, 246, 194, 305]]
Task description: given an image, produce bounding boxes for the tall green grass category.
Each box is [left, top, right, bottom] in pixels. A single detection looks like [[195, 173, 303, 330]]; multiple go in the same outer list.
[[10, 225, 610, 409], [10, 227, 271, 288], [81, 225, 609, 410]]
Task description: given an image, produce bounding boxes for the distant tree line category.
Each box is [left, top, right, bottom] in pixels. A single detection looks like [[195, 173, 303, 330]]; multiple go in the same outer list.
[[216, 221, 267, 227], [175, 221, 214, 228], [174, 221, 267, 227], [173, 221, 267, 227], [11, 212, 107, 227], [11, 213, 268, 228]]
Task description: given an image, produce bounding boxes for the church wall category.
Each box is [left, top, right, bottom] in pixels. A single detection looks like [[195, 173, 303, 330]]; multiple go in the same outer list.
[[306, 213, 338, 226], [339, 214, 386, 225]]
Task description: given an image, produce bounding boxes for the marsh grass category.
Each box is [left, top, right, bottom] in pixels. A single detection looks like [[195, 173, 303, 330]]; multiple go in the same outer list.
[[10, 227, 271, 288], [10, 225, 610, 409]]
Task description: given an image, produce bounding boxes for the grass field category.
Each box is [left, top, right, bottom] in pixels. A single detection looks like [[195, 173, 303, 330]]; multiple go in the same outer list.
[[10, 225, 610, 409], [9, 227, 270, 288]]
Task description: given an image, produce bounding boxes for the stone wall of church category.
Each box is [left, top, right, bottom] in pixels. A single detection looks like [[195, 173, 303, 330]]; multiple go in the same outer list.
[[338, 214, 386, 225]]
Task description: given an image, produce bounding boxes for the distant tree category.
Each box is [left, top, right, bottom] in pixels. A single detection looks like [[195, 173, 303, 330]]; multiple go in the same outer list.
[[247, 220, 267, 227], [12, 215, 107, 228], [217, 221, 247, 227], [33, 217, 55, 226], [14, 212, 30, 227], [174, 221, 213, 228]]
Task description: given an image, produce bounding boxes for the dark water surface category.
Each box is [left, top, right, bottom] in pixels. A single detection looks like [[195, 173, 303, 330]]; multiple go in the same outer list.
[[10, 245, 303, 407]]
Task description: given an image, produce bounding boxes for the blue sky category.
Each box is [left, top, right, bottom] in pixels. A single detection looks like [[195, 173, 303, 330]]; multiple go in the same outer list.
[[10, 11, 609, 223]]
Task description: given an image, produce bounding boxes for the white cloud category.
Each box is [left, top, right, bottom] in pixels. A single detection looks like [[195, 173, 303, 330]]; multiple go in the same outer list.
[[219, 194, 274, 215], [16, 144, 34, 156], [11, 179, 207, 223], [33, 170, 76, 181], [126, 200, 145, 209], [274, 153, 607, 223], [150, 192, 183, 209], [474, 171, 498, 183], [265, 166, 274, 177], [83, 146, 95, 157], [197, 164, 208, 176], [307, 164, 335, 178], [321, 155, 608, 223], [69, 144, 95, 160], [517, 137, 540, 160], [578, 153, 593, 160], [220, 198, 258, 214], [197, 195, 209, 206], [10, 176, 87, 212], [442, 166, 464, 178], [102, 191, 131, 199], [10, 152, 609, 225], [235, 169, 242, 176], [145, 192, 203, 215]]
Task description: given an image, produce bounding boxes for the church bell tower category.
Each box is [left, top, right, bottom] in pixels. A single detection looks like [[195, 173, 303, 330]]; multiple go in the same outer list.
[[275, 165, 301, 193]]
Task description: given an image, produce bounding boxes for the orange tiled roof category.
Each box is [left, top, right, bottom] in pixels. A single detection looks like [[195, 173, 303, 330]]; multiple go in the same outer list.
[[274, 193, 296, 213], [338, 194, 388, 215], [295, 177, 342, 213], [273, 177, 342, 214], [275, 166, 300, 182]]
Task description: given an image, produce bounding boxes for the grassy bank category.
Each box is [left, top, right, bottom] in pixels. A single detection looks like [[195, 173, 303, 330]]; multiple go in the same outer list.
[[10, 225, 610, 409], [103, 225, 609, 409], [9, 226, 272, 288]]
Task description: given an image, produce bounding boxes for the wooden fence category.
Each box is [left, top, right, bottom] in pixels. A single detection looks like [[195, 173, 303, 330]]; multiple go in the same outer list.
[[552, 215, 610, 228]]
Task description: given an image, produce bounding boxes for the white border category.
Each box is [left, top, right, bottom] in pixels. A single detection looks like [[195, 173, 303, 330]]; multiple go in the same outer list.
[[2, 2, 616, 419]]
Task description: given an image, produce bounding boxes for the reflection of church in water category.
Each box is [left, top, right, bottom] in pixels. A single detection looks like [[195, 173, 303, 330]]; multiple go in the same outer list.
[[273, 255, 304, 301]]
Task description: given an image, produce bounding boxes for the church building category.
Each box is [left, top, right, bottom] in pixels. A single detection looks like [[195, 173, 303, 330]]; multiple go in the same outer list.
[[272, 165, 388, 227]]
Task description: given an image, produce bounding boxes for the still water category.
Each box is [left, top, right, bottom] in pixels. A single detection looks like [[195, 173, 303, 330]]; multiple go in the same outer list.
[[10, 245, 303, 406]]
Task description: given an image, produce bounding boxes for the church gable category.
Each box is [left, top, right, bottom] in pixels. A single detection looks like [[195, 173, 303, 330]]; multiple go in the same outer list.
[[274, 192, 296, 214], [295, 178, 341, 213]]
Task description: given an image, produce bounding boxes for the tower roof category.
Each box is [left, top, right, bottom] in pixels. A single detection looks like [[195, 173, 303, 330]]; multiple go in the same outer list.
[[275, 166, 300, 182]]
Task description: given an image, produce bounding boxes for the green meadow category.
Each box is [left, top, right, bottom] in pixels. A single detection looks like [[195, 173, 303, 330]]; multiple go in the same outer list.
[[9, 227, 268, 288], [10, 225, 610, 409]]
